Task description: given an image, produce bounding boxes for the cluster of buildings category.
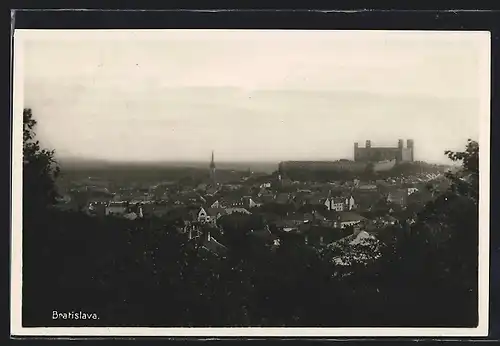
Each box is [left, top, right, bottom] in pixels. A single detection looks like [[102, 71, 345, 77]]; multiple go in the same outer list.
[[56, 145, 447, 259]]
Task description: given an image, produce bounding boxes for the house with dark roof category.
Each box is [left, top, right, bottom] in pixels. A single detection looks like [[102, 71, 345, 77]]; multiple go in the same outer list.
[[260, 212, 282, 225], [105, 202, 128, 216], [351, 190, 380, 212], [187, 225, 228, 257], [387, 189, 408, 207], [225, 207, 251, 216], [305, 191, 329, 206], [381, 214, 398, 226], [275, 193, 291, 205], [336, 211, 367, 229], [205, 186, 219, 196], [242, 196, 262, 209], [311, 226, 347, 246], [275, 219, 300, 232], [220, 195, 246, 208], [282, 212, 307, 226], [89, 194, 112, 204], [357, 183, 378, 191], [200, 195, 220, 208], [87, 202, 107, 216], [248, 225, 278, 246], [197, 207, 225, 225], [259, 194, 275, 204], [320, 211, 367, 229], [141, 203, 170, 218], [323, 195, 356, 212], [291, 192, 312, 207], [201, 236, 228, 257]]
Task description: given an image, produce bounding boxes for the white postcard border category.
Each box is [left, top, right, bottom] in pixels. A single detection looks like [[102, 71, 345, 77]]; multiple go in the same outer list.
[[11, 29, 491, 338]]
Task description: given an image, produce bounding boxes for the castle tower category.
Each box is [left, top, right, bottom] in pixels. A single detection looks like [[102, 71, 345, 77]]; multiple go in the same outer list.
[[365, 140, 372, 161], [397, 139, 404, 162], [407, 139, 414, 161], [209, 150, 216, 186]]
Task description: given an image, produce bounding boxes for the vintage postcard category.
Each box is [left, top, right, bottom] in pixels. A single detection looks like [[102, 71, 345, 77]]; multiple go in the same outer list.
[[11, 29, 490, 337]]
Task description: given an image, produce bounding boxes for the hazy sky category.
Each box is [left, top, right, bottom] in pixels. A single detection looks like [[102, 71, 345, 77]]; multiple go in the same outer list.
[[20, 30, 488, 163]]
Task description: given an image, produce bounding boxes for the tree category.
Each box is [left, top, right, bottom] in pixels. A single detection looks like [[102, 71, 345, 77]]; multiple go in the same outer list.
[[445, 139, 479, 204], [445, 139, 479, 174], [23, 108, 60, 214], [382, 139, 480, 325], [23, 108, 62, 324]]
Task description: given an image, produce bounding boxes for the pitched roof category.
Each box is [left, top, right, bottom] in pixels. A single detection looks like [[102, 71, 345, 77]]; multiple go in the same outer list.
[[202, 195, 219, 206], [275, 220, 299, 229], [283, 212, 306, 222], [337, 212, 367, 222], [321, 210, 340, 221], [384, 215, 398, 222], [225, 207, 251, 215], [306, 226, 346, 241], [275, 193, 290, 203], [388, 189, 408, 199], [205, 207, 226, 217], [329, 196, 347, 204], [220, 193, 245, 203], [249, 227, 276, 240]]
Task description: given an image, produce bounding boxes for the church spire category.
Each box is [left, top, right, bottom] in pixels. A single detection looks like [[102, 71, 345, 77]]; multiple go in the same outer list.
[[210, 150, 215, 169], [209, 150, 216, 185]]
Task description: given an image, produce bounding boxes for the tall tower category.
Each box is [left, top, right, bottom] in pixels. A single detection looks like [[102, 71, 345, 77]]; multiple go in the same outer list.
[[365, 140, 372, 161], [397, 139, 404, 162], [209, 150, 216, 185], [407, 139, 414, 161]]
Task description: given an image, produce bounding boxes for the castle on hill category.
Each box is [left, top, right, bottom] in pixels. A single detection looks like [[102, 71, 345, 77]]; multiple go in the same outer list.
[[278, 139, 415, 175], [354, 139, 414, 163]]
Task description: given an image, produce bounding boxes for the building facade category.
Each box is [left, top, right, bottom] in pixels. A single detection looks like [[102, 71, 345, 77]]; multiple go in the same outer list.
[[354, 139, 414, 163]]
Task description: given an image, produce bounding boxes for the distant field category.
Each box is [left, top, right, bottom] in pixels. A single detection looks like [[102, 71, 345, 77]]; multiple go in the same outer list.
[[59, 158, 278, 173], [56, 159, 277, 186]]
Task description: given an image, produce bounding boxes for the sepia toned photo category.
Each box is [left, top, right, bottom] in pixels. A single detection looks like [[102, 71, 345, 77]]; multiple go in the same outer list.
[[11, 29, 490, 337]]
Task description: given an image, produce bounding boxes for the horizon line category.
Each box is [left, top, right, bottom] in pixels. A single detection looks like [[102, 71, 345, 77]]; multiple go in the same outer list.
[[56, 157, 455, 165]]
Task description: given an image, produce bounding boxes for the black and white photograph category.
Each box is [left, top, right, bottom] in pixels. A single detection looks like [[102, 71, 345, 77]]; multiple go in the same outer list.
[[11, 29, 490, 337]]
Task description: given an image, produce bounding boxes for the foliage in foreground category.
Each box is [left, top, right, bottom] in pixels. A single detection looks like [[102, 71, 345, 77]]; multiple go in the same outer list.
[[22, 109, 479, 327]]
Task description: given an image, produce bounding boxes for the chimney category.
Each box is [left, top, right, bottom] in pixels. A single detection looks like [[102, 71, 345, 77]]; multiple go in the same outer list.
[[365, 140, 371, 148], [398, 139, 404, 149]]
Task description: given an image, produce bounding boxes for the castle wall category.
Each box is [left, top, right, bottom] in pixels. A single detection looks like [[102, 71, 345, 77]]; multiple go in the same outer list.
[[280, 161, 367, 173], [355, 147, 403, 162], [354, 140, 414, 163], [401, 148, 413, 162], [373, 159, 397, 172]]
